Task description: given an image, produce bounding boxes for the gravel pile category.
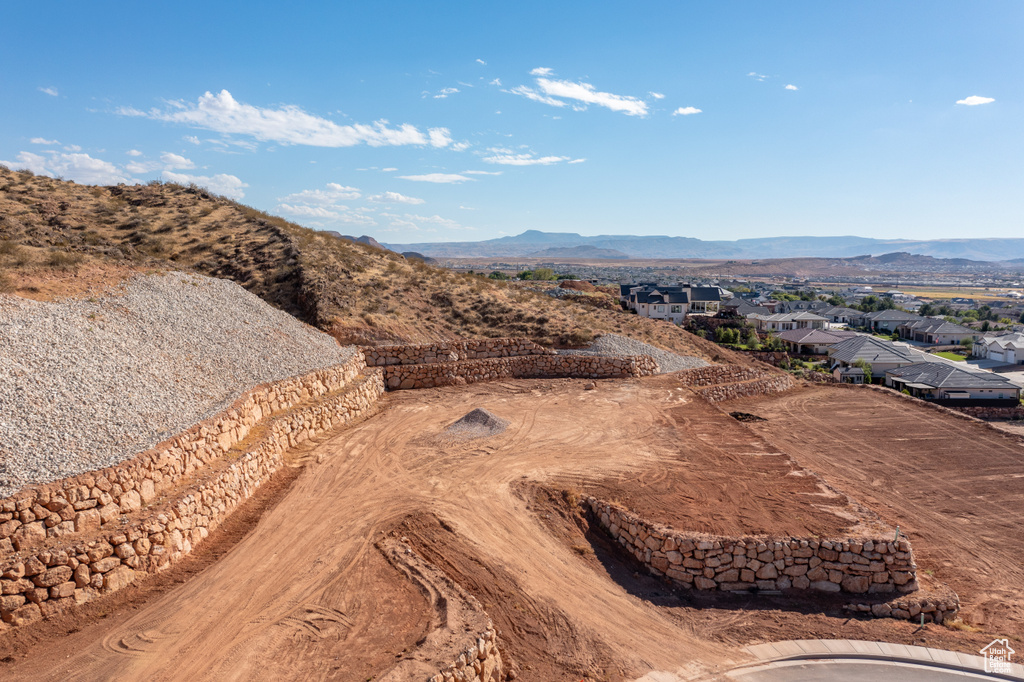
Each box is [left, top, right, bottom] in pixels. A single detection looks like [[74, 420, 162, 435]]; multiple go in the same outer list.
[[0, 272, 357, 497], [558, 333, 708, 373], [444, 408, 509, 440]]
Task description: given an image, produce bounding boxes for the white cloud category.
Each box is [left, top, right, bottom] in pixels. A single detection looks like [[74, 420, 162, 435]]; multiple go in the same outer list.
[[122, 89, 455, 148], [428, 128, 453, 147], [398, 173, 473, 183], [461, 170, 502, 175], [459, 205, 475, 210], [490, 78, 502, 86], [382, 167, 398, 172], [434, 87, 460, 99], [513, 77, 648, 116], [160, 152, 195, 169], [450, 141, 471, 152], [481, 150, 572, 166], [748, 72, 768, 82], [162, 171, 248, 199], [64, 145, 82, 152], [279, 183, 362, 204], [508, 85, 567, 108], [368, 191, 425, 205], [38, 87, 58, 97], [784, 84, 798, 91], [956, 95, 995, 106], [568, 158, 587, 164], [530, 67, 554, 76], [649, 92, 665, 99], [1, 151, 132, 184], [672, 106, 702, 116], [126, 149, 143, 156], [30, 137, 59, 145], [476, 58, 487, 65], [184, 135, 202, 145], [276, 204, 341, 218]]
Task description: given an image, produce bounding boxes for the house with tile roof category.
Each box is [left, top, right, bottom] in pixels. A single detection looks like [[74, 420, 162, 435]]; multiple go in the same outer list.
[[775, 328, 859, 355], [897, 318, 979, 346], [827, 335, 931, 382], [620, 283, 723, 324], [885, 362, 1022, 406], [748, 311, 829, 332]]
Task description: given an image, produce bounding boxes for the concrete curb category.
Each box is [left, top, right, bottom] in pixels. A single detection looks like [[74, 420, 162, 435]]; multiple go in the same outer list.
[[735, 639, 1024, 680]]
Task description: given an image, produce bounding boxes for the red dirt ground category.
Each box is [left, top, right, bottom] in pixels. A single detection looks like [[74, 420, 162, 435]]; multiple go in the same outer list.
[[1, 377, 1016, 681]]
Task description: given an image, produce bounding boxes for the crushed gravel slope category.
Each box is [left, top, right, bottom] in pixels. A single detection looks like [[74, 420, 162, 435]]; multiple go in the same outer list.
[[0, 272, 356, 497], [559, 333, 709, 373]]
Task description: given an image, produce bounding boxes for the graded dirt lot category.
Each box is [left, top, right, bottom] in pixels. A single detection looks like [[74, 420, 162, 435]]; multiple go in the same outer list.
[[2, 377, 1013, 681], [730, 385, 1024, 640]]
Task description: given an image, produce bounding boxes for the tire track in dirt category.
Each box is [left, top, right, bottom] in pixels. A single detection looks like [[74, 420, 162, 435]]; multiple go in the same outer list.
[[730, 385, 1024, 636]]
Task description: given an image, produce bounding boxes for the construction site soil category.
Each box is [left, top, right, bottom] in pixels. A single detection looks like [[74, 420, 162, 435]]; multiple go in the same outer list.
[[2, 377, 1017, 681]]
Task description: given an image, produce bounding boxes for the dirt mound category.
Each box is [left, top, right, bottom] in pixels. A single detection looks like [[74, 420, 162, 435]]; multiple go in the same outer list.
[[730, 411, 767, 422], [444, 407, 509, 439], [558, 279, 596, 292]]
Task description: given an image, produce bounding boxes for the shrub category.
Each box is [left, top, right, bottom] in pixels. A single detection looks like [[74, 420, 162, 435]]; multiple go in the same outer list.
[[46, 250, 84, 268]]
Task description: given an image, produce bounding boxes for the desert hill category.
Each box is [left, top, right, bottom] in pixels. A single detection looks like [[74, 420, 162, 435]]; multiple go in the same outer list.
[[0, 166, 725, 360]]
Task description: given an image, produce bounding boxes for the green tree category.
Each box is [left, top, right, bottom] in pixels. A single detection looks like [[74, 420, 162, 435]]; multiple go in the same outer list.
[[488, 271, 509, 280], [827, 294, 846, 307], [1019, 311, 1024, 324], [533, 267, 555, 281], [744, 327, 761, 349], [919, 303, 935, 317], [852, 359, 873, 383]]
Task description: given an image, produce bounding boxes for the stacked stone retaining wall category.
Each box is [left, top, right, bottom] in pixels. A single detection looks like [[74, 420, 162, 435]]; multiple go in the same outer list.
[[953, 405, 1024, 421], [0, 364, 385, 628], [585, 498, 944, 619], [674, 365, 795, 402], [428, 625, 502, 682], [360, 338, 549, 367], [0, 357, 366, 553], [383, 354, 659, 390]]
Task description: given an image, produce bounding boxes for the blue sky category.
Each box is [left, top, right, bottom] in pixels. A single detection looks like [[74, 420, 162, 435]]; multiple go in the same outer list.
[[2, 2, 1021, 243]]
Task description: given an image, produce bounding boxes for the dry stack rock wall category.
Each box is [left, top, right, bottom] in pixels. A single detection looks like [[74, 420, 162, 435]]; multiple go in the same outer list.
[[360, 338, 548, 366], [674, 365, 795, 402], [428, 625, 502, 682], [382, 354, 659, 390], [0, 358, 384, 628], [360, 338, 660, 390], [585, 497, 955, 622]]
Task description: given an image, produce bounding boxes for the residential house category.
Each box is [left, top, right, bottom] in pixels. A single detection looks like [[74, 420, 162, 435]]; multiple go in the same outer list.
[[622, 283, 723, 323], [885, 363, 1022, 406], [774, 299, 832, 314], [973, 332, 1024, 365], [818, 306, 862, 327], [748, 311, 829, 332], [776, 329, 859, 355], [897, 318, 978, 346], [857, 310, 924, 332], [827, 335, 930, 381], [721, 298, 771, 318]]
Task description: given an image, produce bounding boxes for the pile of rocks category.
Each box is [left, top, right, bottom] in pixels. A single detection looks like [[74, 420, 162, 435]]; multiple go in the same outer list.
[[383, 354, 659, 390], [0, 358, 366, 552], [587, 497, 917, 596], [360, 338, 548, 367], [559, 333, 708, 373], [427, 625, 502, 682], [0, 367, 385, 627], [0, 272, 357, 497]]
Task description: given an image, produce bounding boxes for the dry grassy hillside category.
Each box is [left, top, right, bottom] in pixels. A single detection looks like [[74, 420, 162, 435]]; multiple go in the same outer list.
[[0, 166, 738, 361]]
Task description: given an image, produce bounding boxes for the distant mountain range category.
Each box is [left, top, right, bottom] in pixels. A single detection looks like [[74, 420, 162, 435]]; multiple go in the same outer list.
[[383, 230, 1024, 262]]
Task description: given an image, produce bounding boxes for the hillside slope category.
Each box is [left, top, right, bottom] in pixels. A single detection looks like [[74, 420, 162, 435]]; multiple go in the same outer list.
[[0, 166, 730, 360]]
